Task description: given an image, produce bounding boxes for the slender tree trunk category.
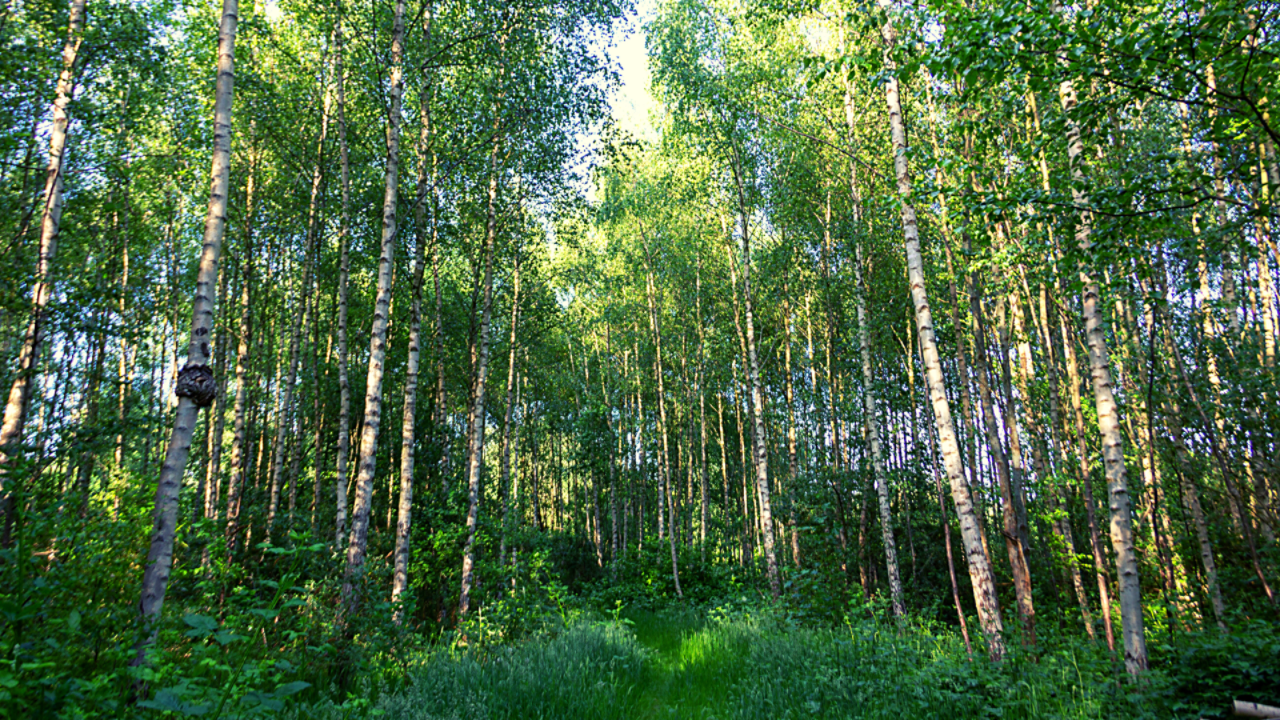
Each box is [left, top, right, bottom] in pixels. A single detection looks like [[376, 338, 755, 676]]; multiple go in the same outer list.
[[391, 132, 432, 624], [782, 294, 800, 568], [1162, 389, 1227, 628], [499, 250, 522, 569], [76, 326, 106, 515], [729, 149, 780, 600], [926, 392, 973, 657], [309, 322, 325, 533], [343, 0, 403, 610], [114, 217, 132, 486], [1022, 286, 1097, 637], [612, 350, 623, 567], [458, 77, 506, 617], [842, 125, 903, 614], [697, 260, 710, 562], [1061, 309, 1117, 650], [1111, 271, 1182, 612], [333, 18, 353, 548], [391, 19, 437, 618], [0, 0, 86, 524], [203, 290, 230, 523], [717, 392, 729, 559], [641, 237, 682, 597], [876, 3, 1003, 658], [1155, 268, 1275, 605], [921, 82, 989, 575], [268, 80, 328, 539], [1059, 72, 1147, 674], [853, 240, 904, 618], [969, 277, 1036, 644], [224, 152, 255, 555], [135, 0, 236, 665]]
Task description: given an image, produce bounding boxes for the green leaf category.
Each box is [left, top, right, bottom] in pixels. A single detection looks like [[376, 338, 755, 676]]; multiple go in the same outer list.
[[273, 681, 311, 697], [212, 630, 244, 646], [138, 689, 211, 716], [183, 614, 219, 638]]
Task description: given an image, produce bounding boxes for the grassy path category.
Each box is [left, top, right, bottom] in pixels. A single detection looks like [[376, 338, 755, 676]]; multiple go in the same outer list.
[[626, 609, 727, 718]]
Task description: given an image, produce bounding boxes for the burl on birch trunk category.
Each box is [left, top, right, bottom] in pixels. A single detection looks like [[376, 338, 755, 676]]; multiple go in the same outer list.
[[135, 0, 237, 666]]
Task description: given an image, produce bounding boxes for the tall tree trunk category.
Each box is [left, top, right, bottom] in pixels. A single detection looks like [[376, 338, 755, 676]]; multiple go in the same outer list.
[[843, 129, 905, 616], [876, 2, 1003, 659], [1155, 262, 1275, 605], [729, 149, 780, 600], [612, 344, 623, 567], [390, 246, 425, 621], [458, 77, 506, 617], [224, 151, 255, 555], [1021, 284, 1097, 638], [333, 18, 353, 548], [969, 276, 1036, 644], [499, 249, 523, 569], [1059, 72, 1147, 674], [0, 0, 86, 525], [391, 19, 437, 619], [853, 239, 904, 619], [641, 236, 682, 597], [925, 380, 974, 657], [717, 392, 729, 559], [1161, 388, 1227, 628], [921, 82, 988, 570], [1061, 308, 1117, 650], [202, 282, 230, 523], [696, 263, 709, 563], [135, 0, 236, 665], [268, 75, 329, 539], [76, 324, 106, 515], [343, 0, 404, 609], [782, 294, 800, 568]]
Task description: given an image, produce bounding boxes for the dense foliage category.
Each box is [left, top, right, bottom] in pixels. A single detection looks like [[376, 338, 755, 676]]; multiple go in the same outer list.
[[1, 0, 1278, 716]]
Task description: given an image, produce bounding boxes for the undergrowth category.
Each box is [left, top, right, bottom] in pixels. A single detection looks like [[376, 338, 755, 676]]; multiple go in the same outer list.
[[290, 602, 1280, 720]]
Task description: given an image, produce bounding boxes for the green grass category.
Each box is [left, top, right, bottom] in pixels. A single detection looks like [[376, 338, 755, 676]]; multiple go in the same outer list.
[[292, 606, 1163, 720]]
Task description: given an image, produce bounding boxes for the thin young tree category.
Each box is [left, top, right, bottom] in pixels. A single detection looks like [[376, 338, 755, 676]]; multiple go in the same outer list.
[[1058, 66, 1147, 675], [873, 0, 1004, 659], [344, 0, 405, 608], [459, 24, 509, 616], [333, 13, 353, 548], [135, 0, 238, 664], [0, 0, 88, 524]]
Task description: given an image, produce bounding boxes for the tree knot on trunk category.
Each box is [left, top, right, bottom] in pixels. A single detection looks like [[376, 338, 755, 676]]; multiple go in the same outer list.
[[175, 364, 217, 408]]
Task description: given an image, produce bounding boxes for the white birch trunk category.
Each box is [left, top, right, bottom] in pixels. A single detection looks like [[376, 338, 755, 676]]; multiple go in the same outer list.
[[875, 3, 1004, 658], [0, 0, 87, 497], [135, 0, 236, 663], [498, 250, 522, 569], [344, 0, 404, 606], [1058, 74, 1147, 674], [854, 241, 905, 619], [223, 152, 255, 554], [458, 122, 503, 617], [333, 18, 352, 548], [730, 151, 780, 600]]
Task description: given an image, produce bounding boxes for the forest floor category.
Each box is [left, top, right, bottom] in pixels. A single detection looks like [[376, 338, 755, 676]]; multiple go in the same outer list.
[[305, 603, 1280, 720], [295, 603, 1205, 720]]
